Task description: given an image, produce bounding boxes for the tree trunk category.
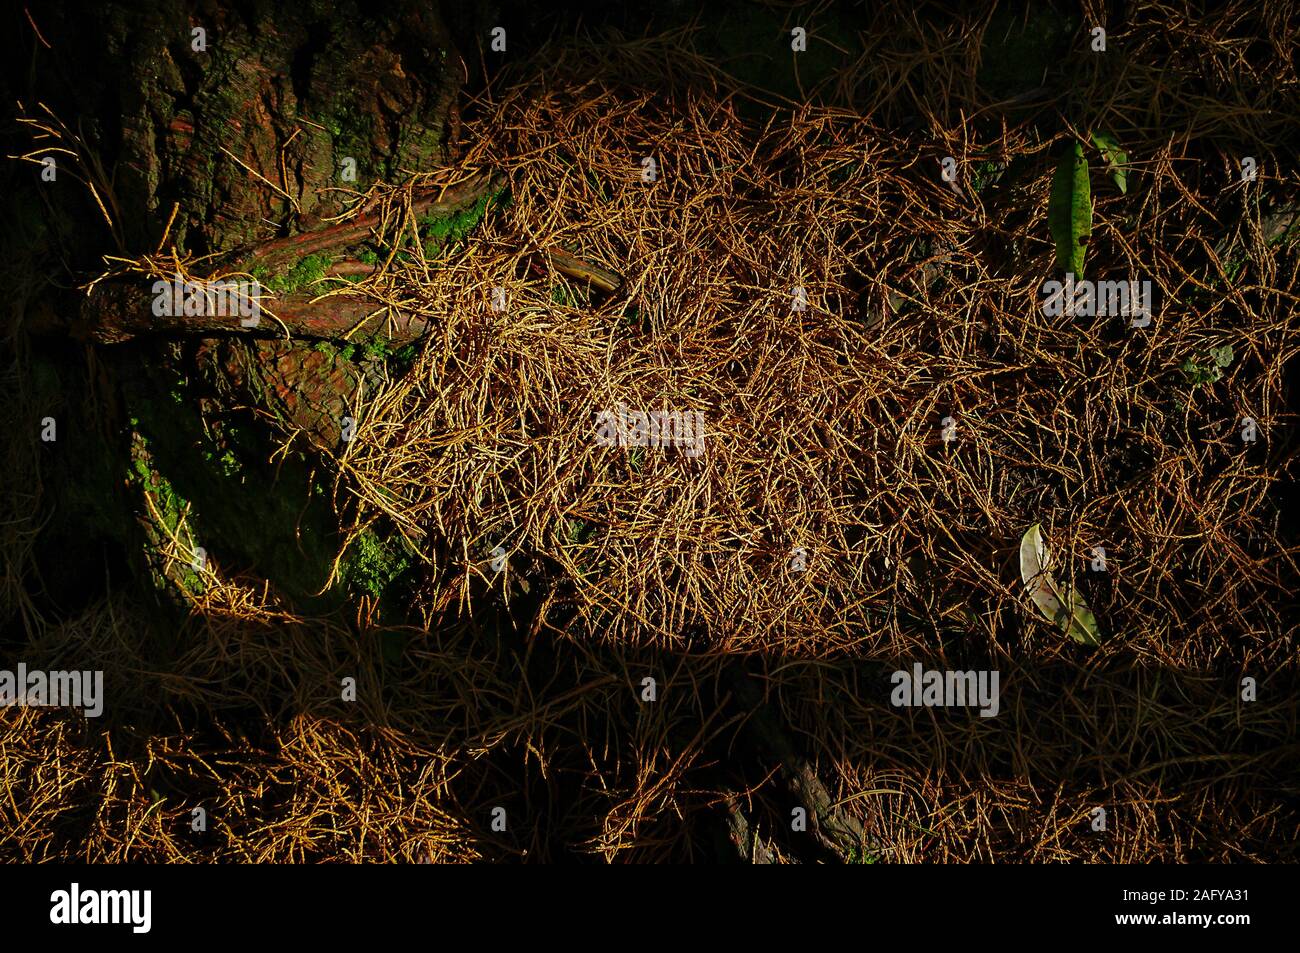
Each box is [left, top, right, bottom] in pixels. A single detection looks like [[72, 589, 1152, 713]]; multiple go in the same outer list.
[[35, 0, 463, 257], [11, 0, 464, 607]]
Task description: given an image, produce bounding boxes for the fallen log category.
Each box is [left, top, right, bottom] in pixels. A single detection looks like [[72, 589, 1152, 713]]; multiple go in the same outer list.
[[74, 281, 433, 346], [230, 171, 502, 276], [37, 172, 503, 346]]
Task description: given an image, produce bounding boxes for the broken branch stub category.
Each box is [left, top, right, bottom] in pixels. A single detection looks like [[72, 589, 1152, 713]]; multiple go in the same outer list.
[[71, 172, 504, 346], [79, 282, 432, 346]]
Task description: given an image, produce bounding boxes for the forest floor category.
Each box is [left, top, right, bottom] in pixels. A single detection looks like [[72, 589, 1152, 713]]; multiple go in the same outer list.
[[2, 1, 1298, 862]]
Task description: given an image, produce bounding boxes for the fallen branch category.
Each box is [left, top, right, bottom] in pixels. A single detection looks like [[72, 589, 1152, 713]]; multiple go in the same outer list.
[[542, 247, 623, 293], [53, 171, 502, 345], [231, 171, 503, 275], [74, 282, 432, 345]]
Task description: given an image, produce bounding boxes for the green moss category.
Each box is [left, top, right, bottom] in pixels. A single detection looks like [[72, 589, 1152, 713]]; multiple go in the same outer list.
[[127, 431, 205, 596], [294, 253, 332, 286], [306, 336, 415, 373], [131, 447, 183, 534], [217, 449, 240, 477], [124, 357, 345, 607], [417, 187, 505, 258], [342, 529, 413, 600], [265, 253, 333, 294], [371, 185, 507, 265]]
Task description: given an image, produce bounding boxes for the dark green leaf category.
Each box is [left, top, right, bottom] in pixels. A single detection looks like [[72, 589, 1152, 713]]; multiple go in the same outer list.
[[1048, 141, 1092, 277]]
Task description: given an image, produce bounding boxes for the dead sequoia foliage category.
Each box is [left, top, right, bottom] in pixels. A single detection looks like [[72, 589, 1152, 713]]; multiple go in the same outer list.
[[4, 3, 1300, 862], [340, 52, 1298, 667]]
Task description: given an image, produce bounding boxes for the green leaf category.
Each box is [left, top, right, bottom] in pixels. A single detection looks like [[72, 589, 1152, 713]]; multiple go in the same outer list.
[[1048, 141, 1092, 277], [1209, 344, 1234, 368], [1181, 357, 1219, 385], [1089, 130, 1128, 194], [1019, 524, 1102, 646]]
